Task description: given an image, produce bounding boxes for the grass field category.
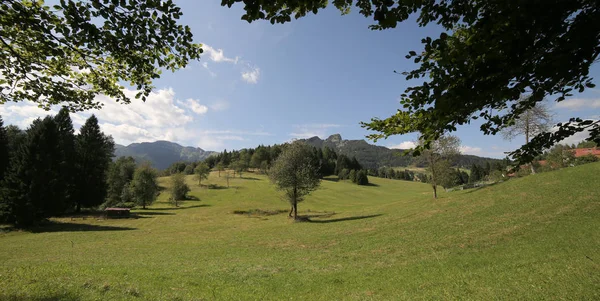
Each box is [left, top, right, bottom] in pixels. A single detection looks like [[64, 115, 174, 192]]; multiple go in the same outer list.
[[1, 163, 599, 300]]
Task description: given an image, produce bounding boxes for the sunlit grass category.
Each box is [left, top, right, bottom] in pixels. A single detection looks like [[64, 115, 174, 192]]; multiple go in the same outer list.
[[1, 163, 599, 300]]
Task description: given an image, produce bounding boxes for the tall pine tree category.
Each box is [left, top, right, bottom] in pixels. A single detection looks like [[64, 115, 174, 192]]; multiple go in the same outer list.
[[2, 117, 64, 226], [0, 116, 9, 182], [54, 108, 77, 211], [74, 115, 114, 212]]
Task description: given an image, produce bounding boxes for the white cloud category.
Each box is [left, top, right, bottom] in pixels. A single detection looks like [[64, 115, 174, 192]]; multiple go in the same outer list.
[[202, 44, 240, 64], [555, 98, 600, 110], [210, 100, 230, 112], [388, 141, 416, 149], [182, 98, 208, 115], [460, 145, 483, 155], [289, 124, 341, 139], [241, 67, 260, 84], [201, 62, 217, 77]]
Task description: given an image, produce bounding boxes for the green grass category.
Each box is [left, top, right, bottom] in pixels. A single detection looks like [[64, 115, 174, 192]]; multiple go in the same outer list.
[[1, 163, 599, 300]]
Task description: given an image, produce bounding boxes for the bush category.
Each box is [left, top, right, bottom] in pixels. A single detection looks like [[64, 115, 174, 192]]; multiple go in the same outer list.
[[338, 168, 350, 180], [349, 169, 357, 183], [356, 170, 369, 185]]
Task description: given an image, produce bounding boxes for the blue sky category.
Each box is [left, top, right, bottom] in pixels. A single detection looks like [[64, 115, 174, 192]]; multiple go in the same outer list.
[[1, 1, 600, 158]]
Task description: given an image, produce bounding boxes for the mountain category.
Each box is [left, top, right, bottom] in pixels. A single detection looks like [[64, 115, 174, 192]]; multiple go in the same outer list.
[[301, 134, 501, 169], [113, 141, 216, 170]]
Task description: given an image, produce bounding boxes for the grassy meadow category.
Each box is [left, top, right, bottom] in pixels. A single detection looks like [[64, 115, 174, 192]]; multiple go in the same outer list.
[[1, 163, 599, 300]]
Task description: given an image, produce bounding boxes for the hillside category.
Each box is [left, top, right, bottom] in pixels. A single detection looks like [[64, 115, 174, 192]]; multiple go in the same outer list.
[[1, 162, 598, 300], [114, 141, 215, 169], [302, 134, 500, 169]]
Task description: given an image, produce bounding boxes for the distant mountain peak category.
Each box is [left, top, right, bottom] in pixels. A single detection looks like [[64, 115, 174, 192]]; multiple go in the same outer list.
[[326, 134, 342, 143]]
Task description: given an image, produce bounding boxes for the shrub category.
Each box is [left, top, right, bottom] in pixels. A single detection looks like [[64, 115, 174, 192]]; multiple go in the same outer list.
[[356, 170, 369, 185]]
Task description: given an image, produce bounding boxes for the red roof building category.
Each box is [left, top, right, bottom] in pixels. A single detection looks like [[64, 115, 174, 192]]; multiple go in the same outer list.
[[574, 147, 600, 158]]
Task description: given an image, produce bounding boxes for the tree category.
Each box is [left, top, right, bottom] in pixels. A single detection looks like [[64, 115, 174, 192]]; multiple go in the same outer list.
[[194, 162, 210, 186], [130, 163, 158, 209], [419, 135, 461, 199], [1, 0, 201, 110], [74, 115, 114, 212], [224, 0, 600, 167], [215, 162, 225, 177], [349, 169, 357, 183], [54, 107, 77, 210], [356, 170, 369, 185], [169, 173, 189, 207], [1, 117, 64, 226], [268, 141, 321, 220], [105, 156, 136, 207], [501, 101, 553, 174], [0, 117, 8, 182], [230, 159, 247, 178], [546, 145, 576, 169], [250, 147, 269, 170]]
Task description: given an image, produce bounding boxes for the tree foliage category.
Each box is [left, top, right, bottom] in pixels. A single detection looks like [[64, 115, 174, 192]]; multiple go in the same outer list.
[[105, 156, 136, 208], [1, 0, 202, 110], [223, 0, 600, 166], [419, 135, 461, 199], [268, 141, 320, 219], [194, 162, 210, 186], [130, 163, 158, 209], [74, 115, 114, 211], [1, 117, 64, 226], [169, 172, 189, 207]]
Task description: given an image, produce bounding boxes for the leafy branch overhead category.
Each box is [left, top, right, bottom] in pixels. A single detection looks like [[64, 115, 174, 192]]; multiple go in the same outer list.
[[0, 0, 202, 111], [222, 0, 600, 166]]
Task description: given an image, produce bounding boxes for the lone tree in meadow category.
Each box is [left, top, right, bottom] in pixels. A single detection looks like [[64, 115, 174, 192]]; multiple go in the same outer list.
[[194, 162, 210, 186], [130, 163, 159, 209], [419, 135, 461, 199], [215, 162, 225, 177], [169, 172, 190, 207], [268, 141, 321, 220], [501, 99, 553, 174]]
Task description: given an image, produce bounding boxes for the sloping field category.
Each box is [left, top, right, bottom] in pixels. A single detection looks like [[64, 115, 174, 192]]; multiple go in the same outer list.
[[1, 163, 599, 300]]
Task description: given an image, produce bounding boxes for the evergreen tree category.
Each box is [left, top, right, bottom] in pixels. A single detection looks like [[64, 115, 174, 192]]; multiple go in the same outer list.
[[54, 108, 77, 210], [169, 172, 189, 207], [1, 118, 64, 226], [0, 117, 8, 182], [74, 115, 114, 212]]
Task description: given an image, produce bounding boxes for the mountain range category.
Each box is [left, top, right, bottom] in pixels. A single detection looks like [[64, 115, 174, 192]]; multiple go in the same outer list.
[[113, 134, 500, 170], [300, 134, 500, 169], [114, 141, 215, 170]]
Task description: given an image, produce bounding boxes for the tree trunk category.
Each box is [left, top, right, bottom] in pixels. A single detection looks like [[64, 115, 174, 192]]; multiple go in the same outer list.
[[76, 202, 81, 213], [288, 205, 293, 218], [433, 185, 438, 199], [293, 202, 298, 220], [530, 163, 536, 174]]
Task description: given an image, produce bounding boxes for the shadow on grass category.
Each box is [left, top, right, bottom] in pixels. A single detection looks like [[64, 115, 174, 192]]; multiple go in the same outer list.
[[321, 177, 339, 182], [134, 211, 175, 216], [465, 182, 500, 194], [363, 182, 380, 187], [144, 204, 210, 211], [307, 214, 383, 224], [299, 212, 337, 219], [207, 184, 228, 190], [185, 195, 200, 201], [26, 222, 137, 233], [233, 209, 288, 216], [1, 292, 81, 301]]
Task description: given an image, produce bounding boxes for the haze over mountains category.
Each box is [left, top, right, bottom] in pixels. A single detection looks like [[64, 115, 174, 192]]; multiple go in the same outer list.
[[114, 134, 500, 170]]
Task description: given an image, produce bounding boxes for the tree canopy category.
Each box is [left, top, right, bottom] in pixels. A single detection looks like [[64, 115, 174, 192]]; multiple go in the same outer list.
[[222, 0, 600, 167], [1, 0, 201, 110]]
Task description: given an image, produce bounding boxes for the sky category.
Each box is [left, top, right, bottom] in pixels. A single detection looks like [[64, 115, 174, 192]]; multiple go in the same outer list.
[[1, 2, 600, 158]]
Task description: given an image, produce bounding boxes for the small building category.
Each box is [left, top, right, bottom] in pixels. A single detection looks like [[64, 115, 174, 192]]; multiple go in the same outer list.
[[574, 147, 600, 158], [104, 207, 131, 218]]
